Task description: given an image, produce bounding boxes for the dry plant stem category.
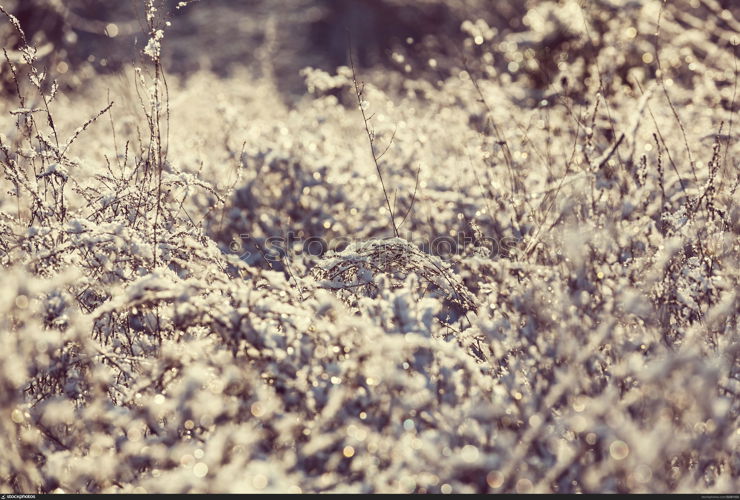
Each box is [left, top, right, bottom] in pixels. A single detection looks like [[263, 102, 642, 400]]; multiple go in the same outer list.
[[463, 60, 533, 244], [153, 63, 164, 269], [578, 1, 624, 169], [464, 59, 519, 198], [61, 102, 114, 158], [0, 6, 60, 159], [655, 0, 698, 183], [717, 48, 737, 195], [349, 47, 399, 238], [595, 133, 625, 171], [396, 163, 421, 232], [525, 105, 584, 258], [2, 49, 24, 223], [633, 78, 688, 196]]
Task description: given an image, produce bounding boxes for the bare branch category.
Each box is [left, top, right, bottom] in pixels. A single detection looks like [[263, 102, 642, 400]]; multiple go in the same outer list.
[[349, 39, 399, 238]]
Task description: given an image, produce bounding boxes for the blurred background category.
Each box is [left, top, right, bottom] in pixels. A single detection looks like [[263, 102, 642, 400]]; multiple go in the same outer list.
[[0, 0, 530, 96], [2, 0, 738, 100], [1, 0, 738, 118]]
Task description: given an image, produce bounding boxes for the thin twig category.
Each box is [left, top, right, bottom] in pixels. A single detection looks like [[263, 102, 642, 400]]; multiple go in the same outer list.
[[718, 42, 737, 195], [348, 40, 399, 238], [397, 163, 422, 231], [655, 0, 698, 183]]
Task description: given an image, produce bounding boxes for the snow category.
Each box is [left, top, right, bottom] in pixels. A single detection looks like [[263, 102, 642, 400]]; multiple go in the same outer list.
[[0, 0, 737, 494]]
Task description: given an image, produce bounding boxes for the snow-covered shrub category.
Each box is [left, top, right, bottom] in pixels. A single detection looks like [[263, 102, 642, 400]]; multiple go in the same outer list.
[[312, 238, 477, 321]]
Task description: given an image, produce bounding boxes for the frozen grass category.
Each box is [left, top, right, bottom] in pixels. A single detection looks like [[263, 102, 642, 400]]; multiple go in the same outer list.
[[0, 0, 738, 494]]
